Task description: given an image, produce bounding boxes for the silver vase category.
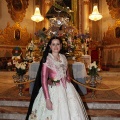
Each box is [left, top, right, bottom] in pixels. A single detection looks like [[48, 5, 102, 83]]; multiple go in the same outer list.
[[18, 75, 24, 96], [89, 76, 96, 88]]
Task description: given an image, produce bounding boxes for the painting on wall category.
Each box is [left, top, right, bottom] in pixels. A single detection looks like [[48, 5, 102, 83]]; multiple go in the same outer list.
[[106, 0, 120, 19], [115, 27, 120, 38], [0, 22, 30, 46], [14, 29, 21, 40], [6, 0, 29, 22]]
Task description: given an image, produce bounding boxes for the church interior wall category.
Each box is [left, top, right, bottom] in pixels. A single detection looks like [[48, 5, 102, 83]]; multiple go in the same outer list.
[[0, 0, 35, 59], [0, 0, 120, 68], [101, 0, 120, 67], [0, 0, 116, 45], [101, 0, 115, 39], [0, 0, 34, 35]]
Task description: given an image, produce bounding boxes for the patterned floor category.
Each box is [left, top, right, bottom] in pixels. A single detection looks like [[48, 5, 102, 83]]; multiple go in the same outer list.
[[0, 71, 120, 102]]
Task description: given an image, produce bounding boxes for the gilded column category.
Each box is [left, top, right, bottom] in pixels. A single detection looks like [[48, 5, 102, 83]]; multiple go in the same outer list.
[[71, 0, 78, 29], [81, 0, 90, 34], [43, 0, 54, 29], [78, 0, 82, 33]]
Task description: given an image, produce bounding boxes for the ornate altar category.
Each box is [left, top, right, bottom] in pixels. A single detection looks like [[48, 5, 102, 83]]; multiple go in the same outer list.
[[103, 21, 120, 45], [0, 22, 30, 57], [102, 21, 120, 67]]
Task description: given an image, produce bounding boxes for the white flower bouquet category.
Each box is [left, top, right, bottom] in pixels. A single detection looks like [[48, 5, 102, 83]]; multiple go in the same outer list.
[[15, 61, 27, 76], [88, 61, 99, 77], [50, 78, 60, 86]]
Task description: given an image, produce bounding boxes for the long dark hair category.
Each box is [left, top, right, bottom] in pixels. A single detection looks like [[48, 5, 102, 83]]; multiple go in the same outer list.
[[42, 36, 63, 63], [26, 36, 63, 120]]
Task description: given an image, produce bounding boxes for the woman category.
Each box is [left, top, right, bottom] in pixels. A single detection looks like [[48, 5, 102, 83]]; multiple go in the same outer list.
[[26, 37, 89, 120]]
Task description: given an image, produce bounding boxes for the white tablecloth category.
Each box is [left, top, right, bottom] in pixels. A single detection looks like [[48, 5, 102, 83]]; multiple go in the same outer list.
[[29, 62, 39, 94], [81, 55, 91, 67], [72, 62, 87, 79], [72, 62, 87, 95]]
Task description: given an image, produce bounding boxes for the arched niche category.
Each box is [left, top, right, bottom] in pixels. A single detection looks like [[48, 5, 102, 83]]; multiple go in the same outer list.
[[6, 0, 29, 22]]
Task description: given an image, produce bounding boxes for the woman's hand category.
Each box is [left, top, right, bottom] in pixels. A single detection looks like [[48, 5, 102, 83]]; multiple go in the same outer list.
[[46, 99, 53, 110]]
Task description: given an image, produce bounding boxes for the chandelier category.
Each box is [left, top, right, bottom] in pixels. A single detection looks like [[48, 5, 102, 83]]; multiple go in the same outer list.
[[89, 4, 102, 21], [31, 7, 44, 22], [46, 3, 73, 35], [49, 8, 70, 27]]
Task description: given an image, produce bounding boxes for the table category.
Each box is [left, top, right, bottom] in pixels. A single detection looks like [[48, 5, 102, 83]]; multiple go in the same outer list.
[[29, 62, 39, 94], [72, 62, 87, 95], [81, 55, 91, 67]]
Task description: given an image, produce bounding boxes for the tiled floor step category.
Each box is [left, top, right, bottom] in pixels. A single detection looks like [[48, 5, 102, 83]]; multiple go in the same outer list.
[[0, 106, 28, 114], [0, 100, 29, 107], [0, 106, 120, 118], [99, 71, 120, 76], [0, 106, 27, 120], [86, 102, 120, 110], [0, 113, 26, 120], [1, 99, 120, 109], [90, 117, 120, 120], [87, 109, 120, 117]]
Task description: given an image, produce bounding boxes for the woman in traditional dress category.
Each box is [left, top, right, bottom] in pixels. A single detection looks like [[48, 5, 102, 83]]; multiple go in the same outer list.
[[26, 37, 89, 120]]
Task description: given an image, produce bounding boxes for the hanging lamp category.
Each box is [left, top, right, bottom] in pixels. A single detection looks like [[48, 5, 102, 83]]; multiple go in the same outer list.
[[89, 4, 102, 21], [31, 7, 44, 22]]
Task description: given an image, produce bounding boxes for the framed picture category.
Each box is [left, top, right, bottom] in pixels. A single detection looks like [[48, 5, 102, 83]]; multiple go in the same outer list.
[[6, 0, 29, 22], [14, 29, 21, 40], [115, 27, 120, 38]]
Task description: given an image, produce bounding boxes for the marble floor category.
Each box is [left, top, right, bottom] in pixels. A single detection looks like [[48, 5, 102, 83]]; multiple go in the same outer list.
[[82, 71, 120, 102], [0, 70, 120, 102], [0, 71, 30, 101], [0, 70, 120, 120]]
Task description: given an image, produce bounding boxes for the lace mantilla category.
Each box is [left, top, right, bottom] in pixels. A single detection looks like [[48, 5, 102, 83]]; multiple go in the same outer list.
[[44, 53, 68, 80]]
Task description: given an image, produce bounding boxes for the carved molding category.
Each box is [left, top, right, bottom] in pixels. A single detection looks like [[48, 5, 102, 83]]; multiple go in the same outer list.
[[6, 0, 29, 22], [106, 0, 120, 20], [103, 20, 120, 45], [83, 0, 90, 5], [0, 22, 30, 46]]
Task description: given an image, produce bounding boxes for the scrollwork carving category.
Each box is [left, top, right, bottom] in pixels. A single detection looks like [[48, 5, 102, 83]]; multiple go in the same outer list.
[[0, 22, 30, 46], [6, 0, 29, 22], [103, 20, 120, 45], [106, 0, 120, 20]]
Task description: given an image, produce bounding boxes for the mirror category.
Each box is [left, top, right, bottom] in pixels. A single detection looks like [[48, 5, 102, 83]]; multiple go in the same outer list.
[[6, 0, 29, 22]]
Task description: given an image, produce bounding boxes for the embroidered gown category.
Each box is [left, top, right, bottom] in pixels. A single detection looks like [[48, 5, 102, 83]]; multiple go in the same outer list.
[[29, 53, 88, 120]]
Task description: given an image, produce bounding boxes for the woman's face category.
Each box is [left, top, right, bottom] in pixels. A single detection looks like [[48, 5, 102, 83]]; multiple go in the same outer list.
[[49, 39, 61, 53]]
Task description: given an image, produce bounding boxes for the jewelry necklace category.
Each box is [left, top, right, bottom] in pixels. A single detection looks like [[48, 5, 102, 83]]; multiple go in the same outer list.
[[53, 54, 61, 62]]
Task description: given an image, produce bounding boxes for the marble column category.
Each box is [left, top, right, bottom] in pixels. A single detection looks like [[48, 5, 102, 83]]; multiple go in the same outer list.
[[81, 0, 90, 34]]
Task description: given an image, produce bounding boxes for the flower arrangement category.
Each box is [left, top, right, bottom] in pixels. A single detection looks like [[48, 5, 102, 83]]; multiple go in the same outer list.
[[87, 61, 100, 77], [50, 78, 60, 86], [15, 61, 28, 76], [34, 27, 76, 54], [25, 40, 36, 61], [75, 33, 91, 55], [34, 27, 47, 40], [73, 33, 91, 44], [26, 40, 35, 52], [34, 28, 49, 52]]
